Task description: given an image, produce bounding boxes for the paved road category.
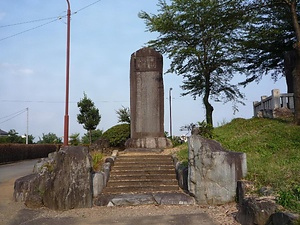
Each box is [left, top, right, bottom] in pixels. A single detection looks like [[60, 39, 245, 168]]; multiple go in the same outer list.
[[0, 159, 38, 184]]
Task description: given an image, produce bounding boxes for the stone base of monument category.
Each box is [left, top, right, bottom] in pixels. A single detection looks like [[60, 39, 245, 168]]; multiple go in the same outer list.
[[125, 137, 172, 152]]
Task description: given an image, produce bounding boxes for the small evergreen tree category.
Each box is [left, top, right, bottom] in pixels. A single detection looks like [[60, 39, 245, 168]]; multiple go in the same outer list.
[[38, 132, 62, 144], [116, 106, 130, 124], [69, 133, 80, 146], [77, 93, 101, 144]]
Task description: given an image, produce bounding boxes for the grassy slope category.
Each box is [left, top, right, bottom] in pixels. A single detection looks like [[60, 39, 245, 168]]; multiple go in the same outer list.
[[214, 117, 300, 190]]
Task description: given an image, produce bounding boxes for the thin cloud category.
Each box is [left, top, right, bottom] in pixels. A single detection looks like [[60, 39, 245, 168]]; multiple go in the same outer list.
[[0, 63, 34, 76], [0, 12, 5, 21], [18, 68, 34, 75]]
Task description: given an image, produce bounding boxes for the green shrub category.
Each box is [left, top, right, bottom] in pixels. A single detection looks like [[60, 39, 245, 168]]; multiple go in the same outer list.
[[90, 151, 104, 171], [102, 124, 130, 148], [170, 136, 183, 147], [176, 144, 188, 167], [197, 120, 214, 138]]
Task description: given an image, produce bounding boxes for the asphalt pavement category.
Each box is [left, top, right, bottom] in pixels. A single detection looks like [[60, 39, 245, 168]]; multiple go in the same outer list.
[[0, 159, 38, 184]]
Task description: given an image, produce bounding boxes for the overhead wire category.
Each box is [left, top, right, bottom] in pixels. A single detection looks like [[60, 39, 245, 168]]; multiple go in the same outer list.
[[0, 108, 27, 124], [0, 99, 129, 104], [0, 16, 61, 28], [0, 18, 63, 42], [0, 0, 102, 42], [73, 0, 102, 14]]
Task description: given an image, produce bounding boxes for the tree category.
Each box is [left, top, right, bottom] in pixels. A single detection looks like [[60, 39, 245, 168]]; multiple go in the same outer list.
[[38, 132, 62, 144], [139, 0, 247, 125], [240, 1, 295, 89], [81, 129, 103, 144], [23, 134, 35, 144], [69, 133, 80, 146], [116, 106, 130, 124], [242, 1, 300, 124], [0, 129, 35, 143], [77, 93, 101, 144]]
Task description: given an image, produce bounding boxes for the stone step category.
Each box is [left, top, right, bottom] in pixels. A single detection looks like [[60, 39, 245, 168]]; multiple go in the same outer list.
[[110, 169, 175, 175], [95, 153, 195, 206], [114, 161, 174, 166], [102, 185, 180, 194], [118, 154, 171, 158], [95, 192, 195, 206], [112, 165, 174, 171], [109, 174, 177, 181], [116, 155, 172, 161], [115, 160, 173, 165], [107, 180, 178, 187]]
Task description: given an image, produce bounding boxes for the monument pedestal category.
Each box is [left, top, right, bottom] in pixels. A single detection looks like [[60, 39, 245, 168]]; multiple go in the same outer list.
[[125, 137, 172, 153]]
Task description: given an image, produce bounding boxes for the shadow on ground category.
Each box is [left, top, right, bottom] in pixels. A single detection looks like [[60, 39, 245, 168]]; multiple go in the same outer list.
[[8, 209, 77, 225]]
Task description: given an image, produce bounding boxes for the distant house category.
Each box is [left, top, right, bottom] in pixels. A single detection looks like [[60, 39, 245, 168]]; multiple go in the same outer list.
[[0, 129, 8, 136]]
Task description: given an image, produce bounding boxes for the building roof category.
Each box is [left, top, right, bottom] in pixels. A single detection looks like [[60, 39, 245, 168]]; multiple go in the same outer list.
[[0, 129, 8, 136]]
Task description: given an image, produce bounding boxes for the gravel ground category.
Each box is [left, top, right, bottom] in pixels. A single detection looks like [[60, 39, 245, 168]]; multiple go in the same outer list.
[[0, 178, 240, 225]]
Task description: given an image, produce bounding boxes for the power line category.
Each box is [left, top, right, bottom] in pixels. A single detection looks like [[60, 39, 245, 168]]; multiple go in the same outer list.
[[0, 0, 102, 42], [0, 99, 129, 104], [0, 16, 62, 28], [0, 108, 27, 120], [0, 18, 62, 42], [73, 0, 102, 14], [0, 108, 27, 124]]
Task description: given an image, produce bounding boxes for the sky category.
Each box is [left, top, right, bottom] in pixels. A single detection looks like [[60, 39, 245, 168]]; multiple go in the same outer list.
[[0, 0, 287, 142]]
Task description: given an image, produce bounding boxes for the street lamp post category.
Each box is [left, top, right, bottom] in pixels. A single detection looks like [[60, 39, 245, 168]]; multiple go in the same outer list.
[[64, 0, 71, 146], [169, 88, 173, 138]]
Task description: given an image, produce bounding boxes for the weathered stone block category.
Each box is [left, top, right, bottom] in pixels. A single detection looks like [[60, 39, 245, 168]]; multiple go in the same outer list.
[[236, 197, 278, 225], [153, 193, 195, 205], [14, 146, 93, 210], [175, 163, 188, 192], [188, 135, 247, 204], [125, 137, 172, 150], [32, 152, 56, 173], [42, 146, 93, 210], [266, 212, 299, 225], [93, 172, 105, 198], [102, 162, 111, 184], [14, 174, 39, 203]]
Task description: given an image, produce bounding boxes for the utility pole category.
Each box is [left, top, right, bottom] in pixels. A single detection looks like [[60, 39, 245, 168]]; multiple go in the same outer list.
[[64, 0, 71, 146], [169, 88, 173, 138], [26, 107, 29, 144]]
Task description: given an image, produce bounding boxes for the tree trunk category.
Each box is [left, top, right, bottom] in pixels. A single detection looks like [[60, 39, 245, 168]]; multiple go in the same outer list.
[[284, 50, 296, 93], [203, 91, 214, 126], [89, 130, 92, 145], [293, 50, 300, 125], [290, 2, 300, 125]]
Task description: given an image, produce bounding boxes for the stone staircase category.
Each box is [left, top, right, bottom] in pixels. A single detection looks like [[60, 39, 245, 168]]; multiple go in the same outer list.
[[94, 153, 195, 206]]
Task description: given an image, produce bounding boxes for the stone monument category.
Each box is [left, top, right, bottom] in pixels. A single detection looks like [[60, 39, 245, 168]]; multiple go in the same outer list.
[[125, 47, 172, 151]]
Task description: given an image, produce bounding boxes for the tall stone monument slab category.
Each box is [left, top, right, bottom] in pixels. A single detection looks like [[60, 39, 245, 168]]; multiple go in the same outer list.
[[125, 47, 172, 151]]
